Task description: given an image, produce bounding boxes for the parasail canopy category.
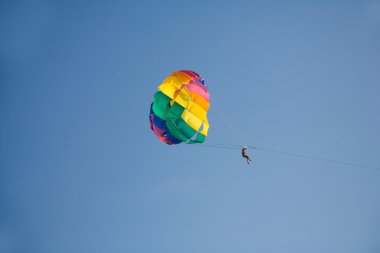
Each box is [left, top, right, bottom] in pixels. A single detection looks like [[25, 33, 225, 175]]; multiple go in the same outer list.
[[149, 70, 210, 145]]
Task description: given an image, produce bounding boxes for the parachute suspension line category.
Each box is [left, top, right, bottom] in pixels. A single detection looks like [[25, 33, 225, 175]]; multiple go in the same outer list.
[[204, 142, 241, 149], [212, 99, 245, 147], [195, 144, 241, 150], [249, 145, 380, 171]]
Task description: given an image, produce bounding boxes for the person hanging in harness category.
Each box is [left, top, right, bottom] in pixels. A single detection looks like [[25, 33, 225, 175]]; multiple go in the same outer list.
[[242, 146, 252, 164]]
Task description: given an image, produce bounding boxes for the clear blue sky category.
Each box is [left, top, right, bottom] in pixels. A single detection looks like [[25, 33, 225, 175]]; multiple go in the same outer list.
[[1, 1, 380, 252]]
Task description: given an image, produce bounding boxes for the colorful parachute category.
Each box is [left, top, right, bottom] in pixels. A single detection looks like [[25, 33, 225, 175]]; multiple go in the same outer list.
[[149, 70, 210, 145]]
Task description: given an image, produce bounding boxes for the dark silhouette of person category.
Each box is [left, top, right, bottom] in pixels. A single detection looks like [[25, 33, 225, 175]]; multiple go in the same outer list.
[[242, 147, 252, 164]]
